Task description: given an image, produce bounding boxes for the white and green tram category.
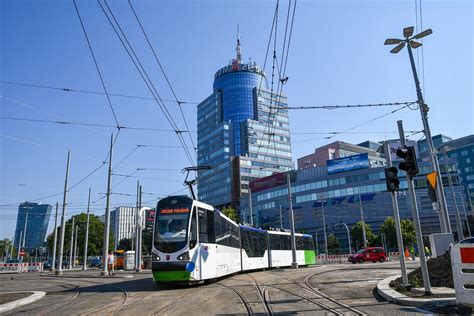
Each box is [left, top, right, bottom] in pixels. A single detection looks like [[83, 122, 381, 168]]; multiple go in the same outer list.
[[151, 196, 316, 283]]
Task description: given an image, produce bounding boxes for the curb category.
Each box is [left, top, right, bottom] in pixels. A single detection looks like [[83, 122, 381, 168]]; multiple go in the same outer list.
[[0, 291, 45, 313], [376, 275, 456, 307]]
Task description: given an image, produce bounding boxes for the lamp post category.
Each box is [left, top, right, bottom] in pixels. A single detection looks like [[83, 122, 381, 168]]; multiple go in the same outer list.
[[455, 192, 472, 237], [314, 201, 328, 262], [441, 149, 464, 240], [385, 27, 451, 234]]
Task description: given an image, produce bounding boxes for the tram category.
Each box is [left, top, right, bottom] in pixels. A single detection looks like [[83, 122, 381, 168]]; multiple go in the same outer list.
[[151, 196, 316, 284]]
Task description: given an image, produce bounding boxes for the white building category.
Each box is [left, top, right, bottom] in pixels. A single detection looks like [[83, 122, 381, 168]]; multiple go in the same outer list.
[[110, 207, 137, 249]]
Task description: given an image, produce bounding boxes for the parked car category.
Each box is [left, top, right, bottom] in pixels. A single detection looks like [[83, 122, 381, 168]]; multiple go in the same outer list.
[[43, 261, 52, 270], [348, 247, 387, 264], [459, 237, 474, 244]]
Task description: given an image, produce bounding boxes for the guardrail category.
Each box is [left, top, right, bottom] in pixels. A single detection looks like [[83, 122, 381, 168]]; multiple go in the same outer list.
[[0, 262, 44, 273], [451, 244, 474, 307]]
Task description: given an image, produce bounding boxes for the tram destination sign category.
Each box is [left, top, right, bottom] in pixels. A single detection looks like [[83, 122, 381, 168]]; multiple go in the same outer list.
[[159, 208, 190, 215], [327, 153, 369, 175]]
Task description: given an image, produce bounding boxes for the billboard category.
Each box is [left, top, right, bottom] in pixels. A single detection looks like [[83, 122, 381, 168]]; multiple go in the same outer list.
[[250, 172, 287, 193], [327, 153, 369, 175]]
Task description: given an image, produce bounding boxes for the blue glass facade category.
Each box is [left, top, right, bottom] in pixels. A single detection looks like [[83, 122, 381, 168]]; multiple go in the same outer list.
[[197, 57, 293, 212], [14, 202, 52, 251], [251, 160, 468, 252], [213, 65, 267, 155]]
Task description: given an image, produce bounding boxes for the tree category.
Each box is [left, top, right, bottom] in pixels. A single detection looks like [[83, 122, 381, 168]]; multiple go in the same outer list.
[[0, 239, 16, 259], [222, 206, 239, 222], [400, 219, 416, 246], [350, 221, 375, 249], [327, 234, 340, 254], [380, 217, 397, 249], [379, 217, 416, 250], [47, 213, 114, 258]]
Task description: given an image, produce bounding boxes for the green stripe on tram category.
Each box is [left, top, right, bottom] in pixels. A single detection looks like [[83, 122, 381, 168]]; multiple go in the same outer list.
[[304, 250, 316, 265], [153, 271, 191, 282]]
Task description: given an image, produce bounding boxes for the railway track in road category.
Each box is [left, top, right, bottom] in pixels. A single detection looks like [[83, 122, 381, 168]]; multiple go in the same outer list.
[[216, 282, 254, 315]]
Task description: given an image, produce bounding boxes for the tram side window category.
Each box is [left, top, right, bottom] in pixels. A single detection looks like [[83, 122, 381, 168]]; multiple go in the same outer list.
[[241, 229, 267, 257], [303, 236, 314, 250], [198, 208, 215, 244], [296, 236, 304, 250], [269, 234, 281, 250], [189, 208, 197, 249]]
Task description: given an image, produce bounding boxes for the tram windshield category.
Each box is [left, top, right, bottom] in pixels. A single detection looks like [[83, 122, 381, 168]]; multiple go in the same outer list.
[[154, 196, 192, 253]]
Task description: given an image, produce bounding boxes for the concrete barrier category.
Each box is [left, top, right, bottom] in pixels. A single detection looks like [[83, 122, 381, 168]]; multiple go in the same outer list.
[[451, 243, 474, 307], [0, 263, 28, 273]]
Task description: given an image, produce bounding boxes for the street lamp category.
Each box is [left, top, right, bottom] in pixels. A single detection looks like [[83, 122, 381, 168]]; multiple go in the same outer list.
[[385, 27, 452, 234]]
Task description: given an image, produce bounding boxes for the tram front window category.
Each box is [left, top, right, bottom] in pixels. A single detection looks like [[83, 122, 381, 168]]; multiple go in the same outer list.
[[154, 201, 192, 253]]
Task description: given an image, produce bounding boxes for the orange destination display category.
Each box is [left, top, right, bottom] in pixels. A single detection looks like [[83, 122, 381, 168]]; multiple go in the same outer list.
[[159, 208, 190, 215]]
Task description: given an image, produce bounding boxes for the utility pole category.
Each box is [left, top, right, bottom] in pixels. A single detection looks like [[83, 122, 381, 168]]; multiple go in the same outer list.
[[83, 187, 91, 271], [57, 150, 71, 275], [69, 217, 75, 270], [135, 180, 140, 271], [442, 150, 464, 240], [457, 193, 471, 237], [22, 211, 28, 249], [358, 191, 368, 248], [73, 225, 78, 268], [101, 134, 114, 276], [137, 185, 143, 272], [52, 202, 59, 271], [248, 187, 254, 227], [321, 203, 329, 262], [287, 173, 298, 269], [385, 142, 408, 285], [398, 120, 431, 294], [17, 231, 22, 260]]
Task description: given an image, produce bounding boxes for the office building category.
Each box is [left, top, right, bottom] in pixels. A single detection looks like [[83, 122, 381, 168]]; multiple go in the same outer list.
[[197, 37, 292, 216], [14, 202, 52, 251], [110, 207, 137, 249], [251, 144, 468, 251]]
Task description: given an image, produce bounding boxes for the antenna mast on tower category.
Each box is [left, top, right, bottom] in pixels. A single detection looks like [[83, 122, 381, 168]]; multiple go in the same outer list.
[[236, 24, 242, 64]]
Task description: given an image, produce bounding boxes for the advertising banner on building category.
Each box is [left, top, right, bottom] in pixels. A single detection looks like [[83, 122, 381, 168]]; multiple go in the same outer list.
[[327, 153, 369, 174], [250, 172, 287, 193]]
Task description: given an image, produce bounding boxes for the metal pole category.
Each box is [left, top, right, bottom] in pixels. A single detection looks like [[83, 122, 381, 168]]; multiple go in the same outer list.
[[406, 43, 451, 234], [83, 188, 91, 270], [73, 225, 78, 268], [57, 150, 71, 275], [137, 185, 143, 272], [287, 173, 298, 269], [22, 211, 28, 249], [321, 202, 329, 263], [456, 193, 471, 237], [135, 181, 139, 271], [341, 223, 352, 255], [358, 191, 368, 248], [52, 202, 59, 271], [443, 151, 464, 240], [17, 231, 22, 260], [249, 187, 254, 227], [101, 134, 114, 276], [385, 141, 408, 285], [398, 121, 431, 294], [69, 217, 74, 270]]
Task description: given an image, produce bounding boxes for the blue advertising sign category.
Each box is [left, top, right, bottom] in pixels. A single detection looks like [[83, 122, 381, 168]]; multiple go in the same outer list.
[[327, 153, 369, 175]]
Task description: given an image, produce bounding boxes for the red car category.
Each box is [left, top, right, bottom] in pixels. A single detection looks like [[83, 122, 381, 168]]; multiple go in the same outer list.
[[348, 247, 387, 264]]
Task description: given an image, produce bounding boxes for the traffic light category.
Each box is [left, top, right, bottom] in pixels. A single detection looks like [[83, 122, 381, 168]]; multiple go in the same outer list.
[[384, 167, 400, 192], [396, 146, 419, 178]]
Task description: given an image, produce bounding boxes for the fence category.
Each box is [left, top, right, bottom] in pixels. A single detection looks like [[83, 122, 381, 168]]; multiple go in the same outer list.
[[0, 262, 43, 273]]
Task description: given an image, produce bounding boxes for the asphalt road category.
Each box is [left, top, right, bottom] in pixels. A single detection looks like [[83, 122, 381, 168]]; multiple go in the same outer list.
[[0, 260, 434, 315]]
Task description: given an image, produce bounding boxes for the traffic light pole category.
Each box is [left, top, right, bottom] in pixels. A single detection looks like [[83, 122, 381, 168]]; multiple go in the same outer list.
[[287, 173, 298, 269], [443, 151, 464, 240], [57, 150, 71, 275], [384, 143, 408, 285], [406, 44, 451, 234], [398, 121, 431, 294]]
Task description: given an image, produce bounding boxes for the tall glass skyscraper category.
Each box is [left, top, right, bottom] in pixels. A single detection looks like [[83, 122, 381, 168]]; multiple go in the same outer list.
[[14, 202, 52, 251], [197, 38, 293, 220]]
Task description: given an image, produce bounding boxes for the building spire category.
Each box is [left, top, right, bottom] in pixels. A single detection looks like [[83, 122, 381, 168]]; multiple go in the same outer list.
[[236, 24, 242, 64]]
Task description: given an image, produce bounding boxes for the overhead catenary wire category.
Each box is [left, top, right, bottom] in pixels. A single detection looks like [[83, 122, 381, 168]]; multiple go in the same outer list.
[[0, 80, 199, 104], [99, 0, 195, 167], [73, 0, 120, 128], [271, 101, 417, 110], [128, 0, 197, 154]]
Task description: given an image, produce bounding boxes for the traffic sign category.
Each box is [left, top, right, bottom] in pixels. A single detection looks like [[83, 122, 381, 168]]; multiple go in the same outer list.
[[19, 250, 26, 257], [427, 171, 437, 202]]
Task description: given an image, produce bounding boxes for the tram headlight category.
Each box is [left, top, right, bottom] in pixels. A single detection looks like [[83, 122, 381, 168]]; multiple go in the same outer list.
[[152, 253, 160, 261], [177, 251, 190, 261]]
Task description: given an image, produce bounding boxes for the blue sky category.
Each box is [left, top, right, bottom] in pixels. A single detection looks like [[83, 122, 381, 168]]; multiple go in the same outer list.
[[1, 0, 472, 240]]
